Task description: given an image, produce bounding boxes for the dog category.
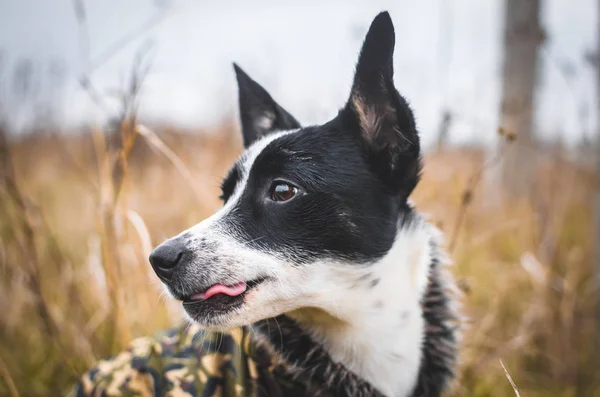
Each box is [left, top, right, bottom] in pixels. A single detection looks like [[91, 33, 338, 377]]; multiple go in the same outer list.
[[73, 11, 459, 397]]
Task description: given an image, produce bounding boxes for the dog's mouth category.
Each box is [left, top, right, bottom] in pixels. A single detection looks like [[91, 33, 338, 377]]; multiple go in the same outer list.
[[181, 277, 268, 319], [185, 281, 248, 301]]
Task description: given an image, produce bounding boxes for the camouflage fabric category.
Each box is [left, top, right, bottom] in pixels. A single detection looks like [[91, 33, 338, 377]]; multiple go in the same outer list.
[[71, 323, 308, 397]]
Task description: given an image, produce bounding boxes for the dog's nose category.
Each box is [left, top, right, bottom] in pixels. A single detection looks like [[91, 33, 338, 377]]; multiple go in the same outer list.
[[149, 239, 187, 282]]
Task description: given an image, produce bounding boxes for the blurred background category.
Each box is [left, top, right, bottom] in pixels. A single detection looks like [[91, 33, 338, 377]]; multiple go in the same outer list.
[[0, 0, 598, 396]]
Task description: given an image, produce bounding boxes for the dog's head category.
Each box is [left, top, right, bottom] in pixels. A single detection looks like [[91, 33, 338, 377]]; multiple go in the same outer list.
[[150, 12, 422, 330]]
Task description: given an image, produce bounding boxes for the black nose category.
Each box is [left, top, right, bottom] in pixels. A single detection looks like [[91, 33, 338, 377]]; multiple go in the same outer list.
[[149, 239, 187, 282]]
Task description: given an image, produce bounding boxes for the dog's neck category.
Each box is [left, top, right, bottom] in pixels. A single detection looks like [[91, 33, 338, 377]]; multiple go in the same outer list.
[[253, 216, 458, 396]]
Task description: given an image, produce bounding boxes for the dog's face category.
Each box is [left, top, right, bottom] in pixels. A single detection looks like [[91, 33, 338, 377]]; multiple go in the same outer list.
[[150, 12, 422, 330]]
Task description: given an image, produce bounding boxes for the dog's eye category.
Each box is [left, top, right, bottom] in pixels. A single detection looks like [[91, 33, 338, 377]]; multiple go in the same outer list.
[[270, 182, 298, 202]]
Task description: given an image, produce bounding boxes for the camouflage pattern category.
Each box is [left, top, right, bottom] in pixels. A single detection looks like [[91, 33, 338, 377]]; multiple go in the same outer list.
[[70, 323, 308, 397]]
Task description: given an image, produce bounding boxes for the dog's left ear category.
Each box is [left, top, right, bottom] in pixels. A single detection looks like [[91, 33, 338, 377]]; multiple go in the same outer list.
[[233, 63, 301, 147], [341, 12, 421, 198]]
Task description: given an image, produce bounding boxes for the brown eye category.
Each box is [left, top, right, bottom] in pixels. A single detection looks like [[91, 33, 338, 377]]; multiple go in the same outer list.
[[270, 182, 298, 202]]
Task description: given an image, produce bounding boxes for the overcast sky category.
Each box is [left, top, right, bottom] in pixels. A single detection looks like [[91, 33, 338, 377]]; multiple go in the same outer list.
[[0, 0, 597, 146]]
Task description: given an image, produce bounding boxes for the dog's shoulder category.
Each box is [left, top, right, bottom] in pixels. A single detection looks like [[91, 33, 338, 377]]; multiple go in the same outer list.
[[70, 323, 307, 397]]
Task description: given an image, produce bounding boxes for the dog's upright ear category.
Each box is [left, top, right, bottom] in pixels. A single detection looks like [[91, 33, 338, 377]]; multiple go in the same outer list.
[[233, 63, 301, 147], [341, 12, 421, 198]]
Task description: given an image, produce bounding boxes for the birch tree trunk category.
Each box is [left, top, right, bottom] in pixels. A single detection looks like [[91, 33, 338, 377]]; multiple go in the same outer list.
[[499, 0, 544, 197], [595, 0, 600, 361]]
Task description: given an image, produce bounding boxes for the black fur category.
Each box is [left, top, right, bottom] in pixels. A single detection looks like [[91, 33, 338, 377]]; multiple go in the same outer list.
[[221, 121, 401, 263], [252, 315, 387, 397], [234, 63, 301, 147], [341, 11, 421, 201], [219, 165, 240, 201], [411, 240, 458, 397]]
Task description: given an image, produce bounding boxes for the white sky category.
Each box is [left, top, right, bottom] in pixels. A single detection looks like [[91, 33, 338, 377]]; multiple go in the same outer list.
[[0, 0, 597, 147]]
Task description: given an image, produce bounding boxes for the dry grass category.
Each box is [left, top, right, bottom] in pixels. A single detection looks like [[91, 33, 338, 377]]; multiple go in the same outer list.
[[0, 122, 597, 396]]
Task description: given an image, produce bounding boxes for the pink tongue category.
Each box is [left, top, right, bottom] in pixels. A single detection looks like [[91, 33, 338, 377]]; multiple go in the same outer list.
[[192, 281, 247, 300]]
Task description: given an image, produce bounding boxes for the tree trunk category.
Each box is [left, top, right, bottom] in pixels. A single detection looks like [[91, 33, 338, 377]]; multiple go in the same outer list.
[[595, 0, 600, 364], [436, 110, 452, 153], [596, 114, 600, 375], [499, 0, 544, 197]]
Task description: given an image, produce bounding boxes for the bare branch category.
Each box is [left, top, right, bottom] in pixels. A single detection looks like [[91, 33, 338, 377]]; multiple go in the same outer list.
[[499, 360, 521, 397]]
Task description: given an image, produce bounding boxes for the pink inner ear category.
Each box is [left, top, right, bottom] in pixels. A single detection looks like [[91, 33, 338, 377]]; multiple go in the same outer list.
[[254, 112, 276, 132], [352, 95, 399, 147]]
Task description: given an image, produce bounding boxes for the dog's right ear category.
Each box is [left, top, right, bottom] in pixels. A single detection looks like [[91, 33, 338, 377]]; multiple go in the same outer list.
[[233, 63, 301, 147]]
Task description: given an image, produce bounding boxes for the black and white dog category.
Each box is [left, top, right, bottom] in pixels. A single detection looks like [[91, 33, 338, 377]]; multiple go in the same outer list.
[[150, 11, 459, 397]]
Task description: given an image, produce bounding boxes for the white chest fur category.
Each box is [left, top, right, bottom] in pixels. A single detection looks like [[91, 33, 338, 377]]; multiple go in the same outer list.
[[289, 223, 434, 396]]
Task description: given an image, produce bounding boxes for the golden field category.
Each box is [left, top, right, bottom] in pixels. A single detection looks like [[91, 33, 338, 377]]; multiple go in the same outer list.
[[0, 122, 598, 396]]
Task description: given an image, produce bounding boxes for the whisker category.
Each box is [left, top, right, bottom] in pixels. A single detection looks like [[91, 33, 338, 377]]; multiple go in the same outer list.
[[273, 316, 284, 353]]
